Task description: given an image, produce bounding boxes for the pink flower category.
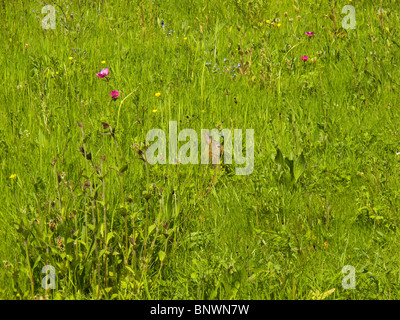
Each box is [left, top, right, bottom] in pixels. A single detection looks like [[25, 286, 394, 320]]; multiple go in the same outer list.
[[96, 68, 109, 78], [305, 31, 315, 36], [110, 90, 120, 99], [301, 55, 308, 62]]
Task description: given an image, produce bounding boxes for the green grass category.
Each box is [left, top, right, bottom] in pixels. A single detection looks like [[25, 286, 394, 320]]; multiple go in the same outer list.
[[1, 0, 400, 300]]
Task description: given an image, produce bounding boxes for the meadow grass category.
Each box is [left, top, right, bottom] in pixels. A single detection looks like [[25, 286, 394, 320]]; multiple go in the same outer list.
[[1, 0, 400, 299]]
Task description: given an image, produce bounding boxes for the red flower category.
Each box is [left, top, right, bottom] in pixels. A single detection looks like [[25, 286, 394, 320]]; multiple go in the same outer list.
[[97, 68, 109, 78], [110, 90, 120, 99]]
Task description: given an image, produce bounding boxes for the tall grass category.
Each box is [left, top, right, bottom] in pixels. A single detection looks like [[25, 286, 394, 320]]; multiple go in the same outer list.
[[1, 0, 400, 299]]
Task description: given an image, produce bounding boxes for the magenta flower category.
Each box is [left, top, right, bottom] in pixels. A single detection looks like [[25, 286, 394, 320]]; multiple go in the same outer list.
[[110, 90, 120, 100], [96, 68, 109, 78], [305, 31, 315, 36], [301, 55, 308, 62]]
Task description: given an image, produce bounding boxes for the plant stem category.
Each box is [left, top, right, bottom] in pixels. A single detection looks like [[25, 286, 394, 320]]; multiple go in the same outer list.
[[24, 240, 34, 299]]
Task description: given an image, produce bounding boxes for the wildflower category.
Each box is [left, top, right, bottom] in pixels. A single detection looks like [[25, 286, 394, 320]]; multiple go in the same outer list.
[[312, 57, 317, 63], [305, 31, 315, 36], [69, 57, 73, 61], [57, 236, 65, 251], [155, 92, 161, 97], [297, 16, 301, 21], [289, 18, 293, 23], [49, 220, 56, 232], [110, 90, 120, 100], [152, 109, 157, 113], [9, 174, 17, 180], [277, 23, 282, 27], [317, 51, 322, 56], [25, 44, 29, 50], [183, 37, 187, 41], [96, 68, 109, 78], [17, 85, 22, 90], [101, 60, 106, 64], [223, 58, 227, 62], [266, 20, 270, 24], [161, 20, 164, 28], [301, 55, 308, 61], [284, 12, 288, 17], [56, 71, 59, 75]]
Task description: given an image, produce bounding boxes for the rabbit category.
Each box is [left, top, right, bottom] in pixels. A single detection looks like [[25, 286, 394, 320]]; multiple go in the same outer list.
[[202, 131, 224, 169]]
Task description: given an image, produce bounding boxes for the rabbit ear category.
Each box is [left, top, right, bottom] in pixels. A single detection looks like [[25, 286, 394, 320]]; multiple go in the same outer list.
[[211, 143, 220, 165], [203, 131, 212, 145]]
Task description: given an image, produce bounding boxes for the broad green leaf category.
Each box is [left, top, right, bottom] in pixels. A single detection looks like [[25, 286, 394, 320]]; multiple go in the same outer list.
[[148, 224, 156, 234], [125, 266, 135, 275], [294, 153, 306, 182], [119, 163, 129, 173], [106, 232, 114, 244], [99, 248, 107, 258], [275, 148, 284, 167], [158, 250, 166, 262], [32, 255, 42, 271]]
